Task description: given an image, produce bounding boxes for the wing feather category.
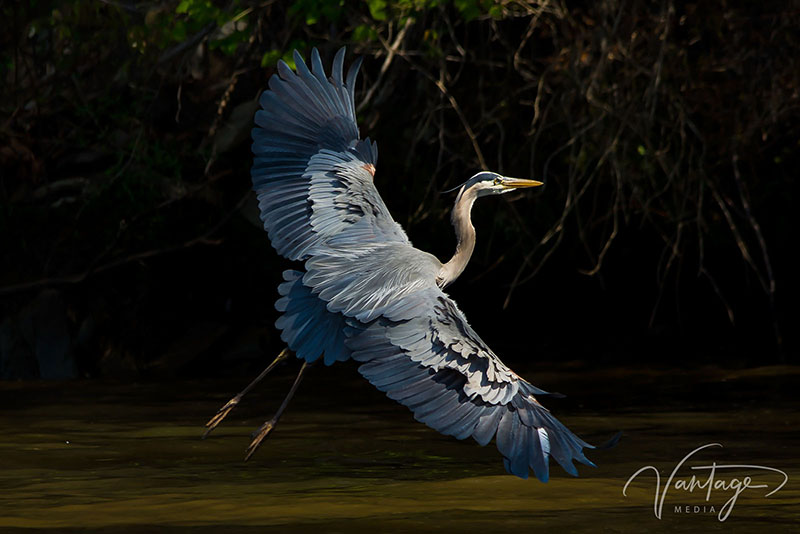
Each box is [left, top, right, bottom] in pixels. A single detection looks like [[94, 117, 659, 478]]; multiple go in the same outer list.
[[252, 47, 407, 262], [340, 285, 597, 481]]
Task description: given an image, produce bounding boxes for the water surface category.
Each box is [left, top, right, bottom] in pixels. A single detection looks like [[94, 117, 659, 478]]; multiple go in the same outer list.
[[1, 363, 798, 532]]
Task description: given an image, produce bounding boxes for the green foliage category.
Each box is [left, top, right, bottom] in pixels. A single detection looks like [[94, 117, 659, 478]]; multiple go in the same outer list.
[[352, 24, 379, 42], [123, 0, 251, 57], [367, 0, 387, 21], [289, 0, 345, 25], [260, 49, 282, 68], [453, 0, 480, 21], [261, 40, 308, 69], [283, 0, 498, 31]]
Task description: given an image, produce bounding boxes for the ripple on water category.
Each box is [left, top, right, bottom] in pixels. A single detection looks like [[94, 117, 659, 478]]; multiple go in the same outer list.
[[0, 364, 798, 532]]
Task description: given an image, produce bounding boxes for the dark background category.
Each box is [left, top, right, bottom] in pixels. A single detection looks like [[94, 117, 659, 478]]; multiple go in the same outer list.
[[1, 0, 798, 381]]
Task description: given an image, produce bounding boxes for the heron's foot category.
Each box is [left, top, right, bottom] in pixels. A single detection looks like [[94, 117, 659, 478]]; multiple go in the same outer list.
[[202, 395, 242, 439], [244, 419, 276, 461], [200, 348, 292, 439]]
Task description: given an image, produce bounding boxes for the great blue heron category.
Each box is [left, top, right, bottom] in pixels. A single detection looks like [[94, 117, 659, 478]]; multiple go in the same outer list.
[[204, 47, 615, 481]]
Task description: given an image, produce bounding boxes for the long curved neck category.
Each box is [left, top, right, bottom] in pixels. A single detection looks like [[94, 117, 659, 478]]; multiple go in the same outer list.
[[437, 186, 477, 288]]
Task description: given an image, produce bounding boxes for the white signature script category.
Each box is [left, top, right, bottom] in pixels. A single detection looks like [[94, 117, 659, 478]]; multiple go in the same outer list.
[[623, 443, 788, 521]]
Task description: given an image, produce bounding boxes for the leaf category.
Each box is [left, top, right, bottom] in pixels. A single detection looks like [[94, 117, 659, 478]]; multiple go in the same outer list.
[[261, 49, 282, 68], [352, 24, 378, 42], [454, 0, 480, 21], [367, 0, 387, 21]]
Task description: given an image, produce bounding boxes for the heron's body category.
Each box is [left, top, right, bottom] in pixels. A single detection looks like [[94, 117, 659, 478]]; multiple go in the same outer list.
[[206, 47, 614, 481]]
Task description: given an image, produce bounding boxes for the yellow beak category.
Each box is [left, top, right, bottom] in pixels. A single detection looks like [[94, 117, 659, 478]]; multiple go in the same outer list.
[[501, 177, 544, 189]]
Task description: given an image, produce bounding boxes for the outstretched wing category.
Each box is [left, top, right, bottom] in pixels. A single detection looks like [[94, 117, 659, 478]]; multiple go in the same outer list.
[[251, 47, 409, 261], [343, 286, 595, 481], [298, 245, 598, 480]]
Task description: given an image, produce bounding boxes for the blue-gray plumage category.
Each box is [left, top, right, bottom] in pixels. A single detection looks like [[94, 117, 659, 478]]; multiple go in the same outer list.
[[205, 47, 615, 481]]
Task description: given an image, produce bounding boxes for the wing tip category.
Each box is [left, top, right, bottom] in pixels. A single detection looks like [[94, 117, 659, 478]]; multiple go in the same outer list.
[[292, 48, 305, 68], [495, 395, 620, 480]]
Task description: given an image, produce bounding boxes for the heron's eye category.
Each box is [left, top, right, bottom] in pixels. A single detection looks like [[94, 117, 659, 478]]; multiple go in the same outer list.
[[493, 177, 502, 186]]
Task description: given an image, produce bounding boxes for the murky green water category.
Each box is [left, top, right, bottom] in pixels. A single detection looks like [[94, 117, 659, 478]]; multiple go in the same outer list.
[[1, 363, 798, 533]]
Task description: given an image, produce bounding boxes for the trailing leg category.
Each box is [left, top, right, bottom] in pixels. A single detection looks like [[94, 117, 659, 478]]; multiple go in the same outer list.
[[244, 361, 310, 461], [203, 347, 290, 439]]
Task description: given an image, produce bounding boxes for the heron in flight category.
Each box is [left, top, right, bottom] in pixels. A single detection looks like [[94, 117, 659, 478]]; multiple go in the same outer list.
[[204, 47, 614, 481]]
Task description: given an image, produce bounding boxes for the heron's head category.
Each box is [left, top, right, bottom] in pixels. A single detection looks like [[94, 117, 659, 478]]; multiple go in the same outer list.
[[456, 171, 543, 198]]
